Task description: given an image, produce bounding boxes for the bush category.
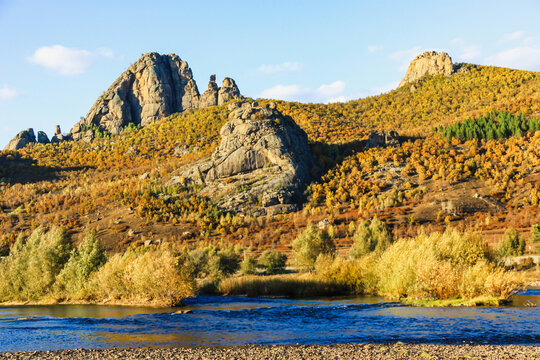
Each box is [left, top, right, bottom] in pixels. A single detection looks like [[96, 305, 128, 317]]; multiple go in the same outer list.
[[497, 228, 526, 258], [210, 245, 241, 276], [187, 244, 241, 278], [0, 227, 72, 302], [292, 225, 335, 270], [315, 254, 378, 294], [55, 231, 107, 299], [375, 228, 522, 301], [240, 254, 257, 275], [89, 245, 194, 306], [349, 217, 392, 259], [258, 250, 287, 274]]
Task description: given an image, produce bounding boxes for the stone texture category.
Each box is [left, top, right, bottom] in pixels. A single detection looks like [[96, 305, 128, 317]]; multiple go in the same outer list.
[[51, 125, 64, 143], [173, 103, 317, 215], [366, 130, 400, 148], [399, 51, 454, 87], [68, 53, 242, 139], [4, 129, 36, 150], [218, 77, 241, 105], [198, 75, 219, 109], [37, 131, 50, 144]]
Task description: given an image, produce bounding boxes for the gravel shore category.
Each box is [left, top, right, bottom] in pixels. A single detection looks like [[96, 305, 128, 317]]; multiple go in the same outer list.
[[0, 344, 538, 360]]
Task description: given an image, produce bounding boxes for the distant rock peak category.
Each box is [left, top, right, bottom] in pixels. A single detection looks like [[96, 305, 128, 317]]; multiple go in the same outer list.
[[399, 51, 454, 87]]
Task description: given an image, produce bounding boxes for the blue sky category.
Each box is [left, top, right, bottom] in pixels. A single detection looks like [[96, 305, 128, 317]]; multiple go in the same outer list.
[[0, 0, 539, 147]]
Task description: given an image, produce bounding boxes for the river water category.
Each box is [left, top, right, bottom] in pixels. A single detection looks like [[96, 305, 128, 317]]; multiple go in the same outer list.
[[0, 289, 538, 352]]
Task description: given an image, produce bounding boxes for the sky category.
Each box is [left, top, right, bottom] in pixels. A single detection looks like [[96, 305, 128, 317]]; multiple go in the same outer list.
[[0, 0, 539, 147]]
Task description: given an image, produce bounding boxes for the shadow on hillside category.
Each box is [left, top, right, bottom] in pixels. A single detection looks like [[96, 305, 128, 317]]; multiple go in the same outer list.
[[0, 153, 94, 184], [309, 135, 421, 175]]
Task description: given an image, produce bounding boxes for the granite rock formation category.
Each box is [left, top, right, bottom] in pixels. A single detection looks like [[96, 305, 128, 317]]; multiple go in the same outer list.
[[51, 125, 64, 143], [37, 131, 49, 144], [173, 102, 317, 215], [399, 51, 454, 87], [69, 52, 241, 140], [4, 129, 36, 150]]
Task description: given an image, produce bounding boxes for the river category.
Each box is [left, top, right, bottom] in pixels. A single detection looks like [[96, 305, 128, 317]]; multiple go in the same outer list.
[[0, 289, 538, 352]]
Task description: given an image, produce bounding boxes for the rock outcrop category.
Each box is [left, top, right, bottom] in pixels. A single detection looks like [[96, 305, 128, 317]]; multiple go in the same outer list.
[[68, 53, 242, 140], [37, 131, 49, 144], [4, 129, 36, 150], [399, 51, 453, 87], [51, 125, 64, 143], [218, 78, 240, 105], [173, 102, 317, 215], [366, 130, 400, 148]]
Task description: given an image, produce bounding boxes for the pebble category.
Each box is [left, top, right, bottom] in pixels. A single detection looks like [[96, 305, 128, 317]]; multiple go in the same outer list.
[[0, 344, 538, 360]]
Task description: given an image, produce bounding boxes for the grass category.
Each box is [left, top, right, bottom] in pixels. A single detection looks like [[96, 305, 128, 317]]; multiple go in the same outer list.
[[402, 296, 512, 307], [216, 273, 349, 298]]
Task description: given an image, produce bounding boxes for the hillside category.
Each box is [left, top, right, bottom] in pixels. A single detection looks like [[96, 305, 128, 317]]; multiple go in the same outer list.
[[0, 61, 538, 256]]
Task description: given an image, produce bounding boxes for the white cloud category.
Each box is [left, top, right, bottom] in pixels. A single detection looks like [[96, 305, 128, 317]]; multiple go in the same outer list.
[[259, 80, 346, 103], [258, 61, 301, 74], [0, 85, 18, 100], [367, 45, 383, 53], [500, 31, 525, 42], [28, 45, 114, 75], [484, 46, 540, 71]]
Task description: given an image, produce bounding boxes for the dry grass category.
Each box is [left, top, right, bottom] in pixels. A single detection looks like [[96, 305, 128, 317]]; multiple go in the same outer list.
[[217, 273, 348, 298]]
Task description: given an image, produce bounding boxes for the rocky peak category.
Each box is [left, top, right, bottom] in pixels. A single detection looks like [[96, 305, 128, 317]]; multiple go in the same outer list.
[[399, 51, 454, 87], [199, 75, 219, 108], [174, 102, 317, 215], [68, 52, 242, 141], [218, 78, 240, 105]]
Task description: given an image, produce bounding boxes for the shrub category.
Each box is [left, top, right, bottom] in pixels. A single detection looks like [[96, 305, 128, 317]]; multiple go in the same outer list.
[[258, 250, 287, 274], [349, 217, 392, 259], [315, 254, 378, 294], [292, 225, 335, 270], [375, 228, 522, 301], [240, 254, 257, 275], [497, 228, 526, 258], [55, 231, 107, 299], [89, 245, 194, 306], [209, 245, 241, 276], [0, 227, 72, 302]]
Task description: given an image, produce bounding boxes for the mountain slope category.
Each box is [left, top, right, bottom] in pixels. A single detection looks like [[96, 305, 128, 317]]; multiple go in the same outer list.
[[0, 61, 538, 255]]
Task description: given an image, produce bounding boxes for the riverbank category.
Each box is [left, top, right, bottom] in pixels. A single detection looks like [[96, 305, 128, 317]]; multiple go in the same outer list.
[[0, 344, 538, 359]]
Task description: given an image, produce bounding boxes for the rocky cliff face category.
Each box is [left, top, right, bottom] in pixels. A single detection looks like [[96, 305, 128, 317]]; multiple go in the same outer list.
[[69, 52, 241, 140], [173, 102, 317, 215], [399, 51, 454, 87]]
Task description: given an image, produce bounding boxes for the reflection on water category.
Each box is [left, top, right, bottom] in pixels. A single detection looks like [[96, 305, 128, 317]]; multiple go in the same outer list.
[[0, 289, 538, 352]]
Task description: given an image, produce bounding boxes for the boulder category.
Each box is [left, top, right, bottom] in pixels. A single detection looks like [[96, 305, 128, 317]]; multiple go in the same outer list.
[[37, 131, 49, 144], [174, 103, 317, 215], [4, 129, 36, 150], [399, 51, 453, 87]]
